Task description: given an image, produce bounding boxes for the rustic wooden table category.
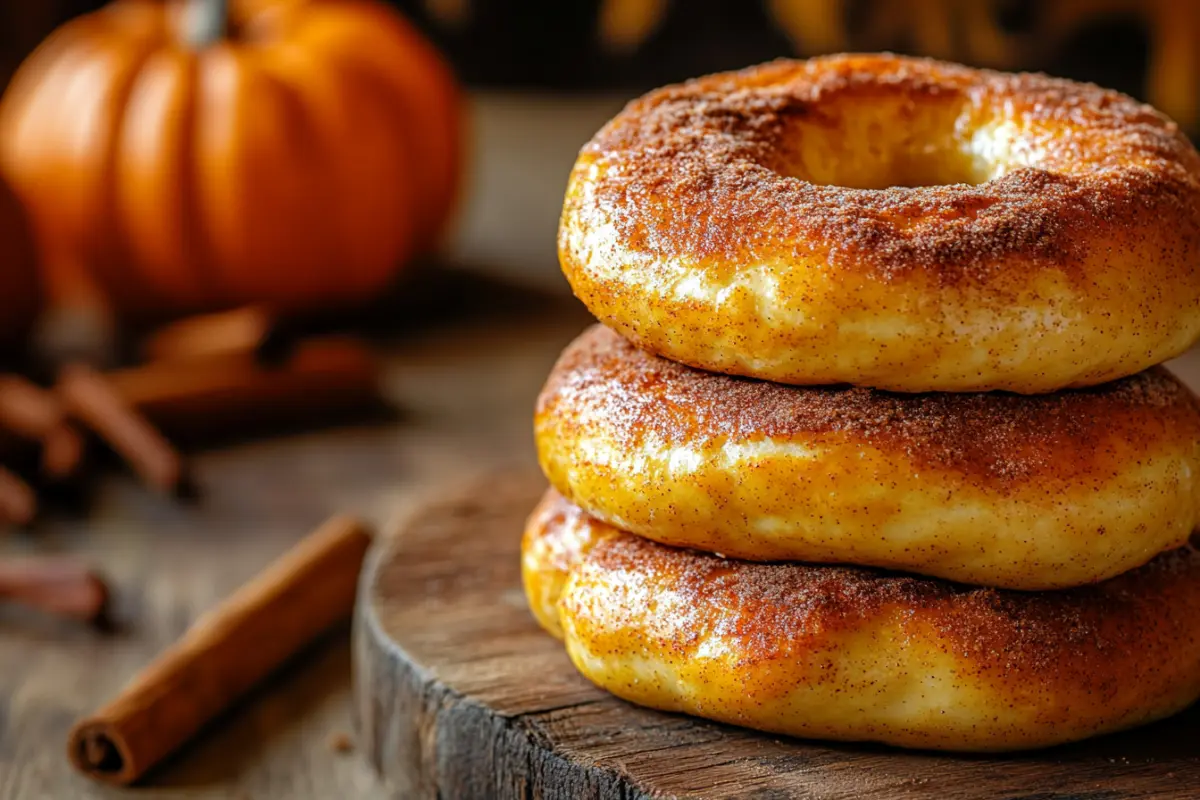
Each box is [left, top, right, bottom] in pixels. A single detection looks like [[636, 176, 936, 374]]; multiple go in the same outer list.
[[2, 266, 1199, 799], [0, 273, 593, 799]]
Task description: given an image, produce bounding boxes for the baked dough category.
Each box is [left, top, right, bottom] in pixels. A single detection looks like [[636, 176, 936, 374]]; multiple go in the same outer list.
[[537, 326, 1200, 590], [524, 489, 1200, 751], [559, 54, 1200, 392]]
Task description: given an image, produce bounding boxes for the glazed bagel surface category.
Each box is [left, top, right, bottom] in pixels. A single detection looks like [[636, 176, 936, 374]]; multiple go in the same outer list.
[[559, 54, 1200, 392], [536, 326, 1200, 590], [523, 490, 1200, 752]]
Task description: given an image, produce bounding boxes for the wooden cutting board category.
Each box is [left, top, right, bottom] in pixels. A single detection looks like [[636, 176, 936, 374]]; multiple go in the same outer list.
[[353, 473, 1200, 799]]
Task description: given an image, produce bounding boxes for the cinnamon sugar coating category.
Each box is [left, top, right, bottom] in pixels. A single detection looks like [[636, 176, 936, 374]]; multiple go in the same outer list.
[[536, 325, 1200, 589], [559, 54, 1200, 392], [524, 490, 1200, 751]]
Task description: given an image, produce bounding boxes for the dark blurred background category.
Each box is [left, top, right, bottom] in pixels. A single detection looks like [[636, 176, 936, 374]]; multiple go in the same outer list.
[[5, 0, 1163, 94]]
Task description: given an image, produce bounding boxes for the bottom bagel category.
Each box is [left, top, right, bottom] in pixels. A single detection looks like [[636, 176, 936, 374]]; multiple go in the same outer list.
[[522, 489, 1200, 752]]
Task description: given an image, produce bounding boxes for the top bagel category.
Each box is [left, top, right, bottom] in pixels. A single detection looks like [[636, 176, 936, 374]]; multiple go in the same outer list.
[[559, 54, 1200, 393]]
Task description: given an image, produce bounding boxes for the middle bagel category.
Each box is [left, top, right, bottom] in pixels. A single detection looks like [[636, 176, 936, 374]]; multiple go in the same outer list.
[[537, 325, 1200, 590]]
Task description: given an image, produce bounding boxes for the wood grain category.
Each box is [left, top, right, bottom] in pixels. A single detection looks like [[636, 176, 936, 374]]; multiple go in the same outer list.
[[356, 472, 1200, 800], [0, 282, 592, 799]]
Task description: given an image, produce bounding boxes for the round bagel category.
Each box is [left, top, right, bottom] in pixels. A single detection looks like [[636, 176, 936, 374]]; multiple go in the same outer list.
[[558, 54, 1200, 393], [536, 326, 1200, 590], [523, 490, 1200, 752]]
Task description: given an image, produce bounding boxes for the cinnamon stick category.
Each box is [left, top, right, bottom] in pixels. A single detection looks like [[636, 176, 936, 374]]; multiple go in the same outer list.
[[0, 465, 36, 525], [141, 306, 272, 364], [0, 375, 65, 437], [68, 515, 373, 785], [41, 424, 85, 481], [108, 337, 380, 439], [0, 557, 108, 622], [58, 363, 185, 494], [0, 375, 85, 479]]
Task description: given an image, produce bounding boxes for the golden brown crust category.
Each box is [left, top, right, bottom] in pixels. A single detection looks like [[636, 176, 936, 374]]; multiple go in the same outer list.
[[525, 490, 1200, 751], [584, 521, 1193, 672], [536, 326, 1200, 589], [575, 55, 1200, 284], [540, 325, 1200, 483], [558, 54, 1200, 392], [529, 490, 1200, 665]]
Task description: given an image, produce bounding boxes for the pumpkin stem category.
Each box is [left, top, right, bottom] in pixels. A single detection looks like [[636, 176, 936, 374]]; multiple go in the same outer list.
[[183, 0, 228, 48]]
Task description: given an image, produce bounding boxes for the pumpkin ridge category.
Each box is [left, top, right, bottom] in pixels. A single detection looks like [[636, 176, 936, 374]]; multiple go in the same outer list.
[[174, 49, 213, 311], [264, 41, 418, 301], [294, 3, 462, 250], [253, 66, 334, 305], [87, 22, 163, 316]]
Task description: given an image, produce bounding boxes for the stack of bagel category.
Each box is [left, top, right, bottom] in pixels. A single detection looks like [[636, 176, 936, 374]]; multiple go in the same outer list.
[[523, 54, 1200, 752]]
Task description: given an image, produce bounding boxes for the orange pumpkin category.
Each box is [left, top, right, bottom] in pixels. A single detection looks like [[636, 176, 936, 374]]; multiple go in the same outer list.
[[0, 0, 461, 320]]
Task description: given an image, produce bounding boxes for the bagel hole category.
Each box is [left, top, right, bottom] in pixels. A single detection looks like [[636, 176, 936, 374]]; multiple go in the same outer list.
[[773, 99, 1000, 189]]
